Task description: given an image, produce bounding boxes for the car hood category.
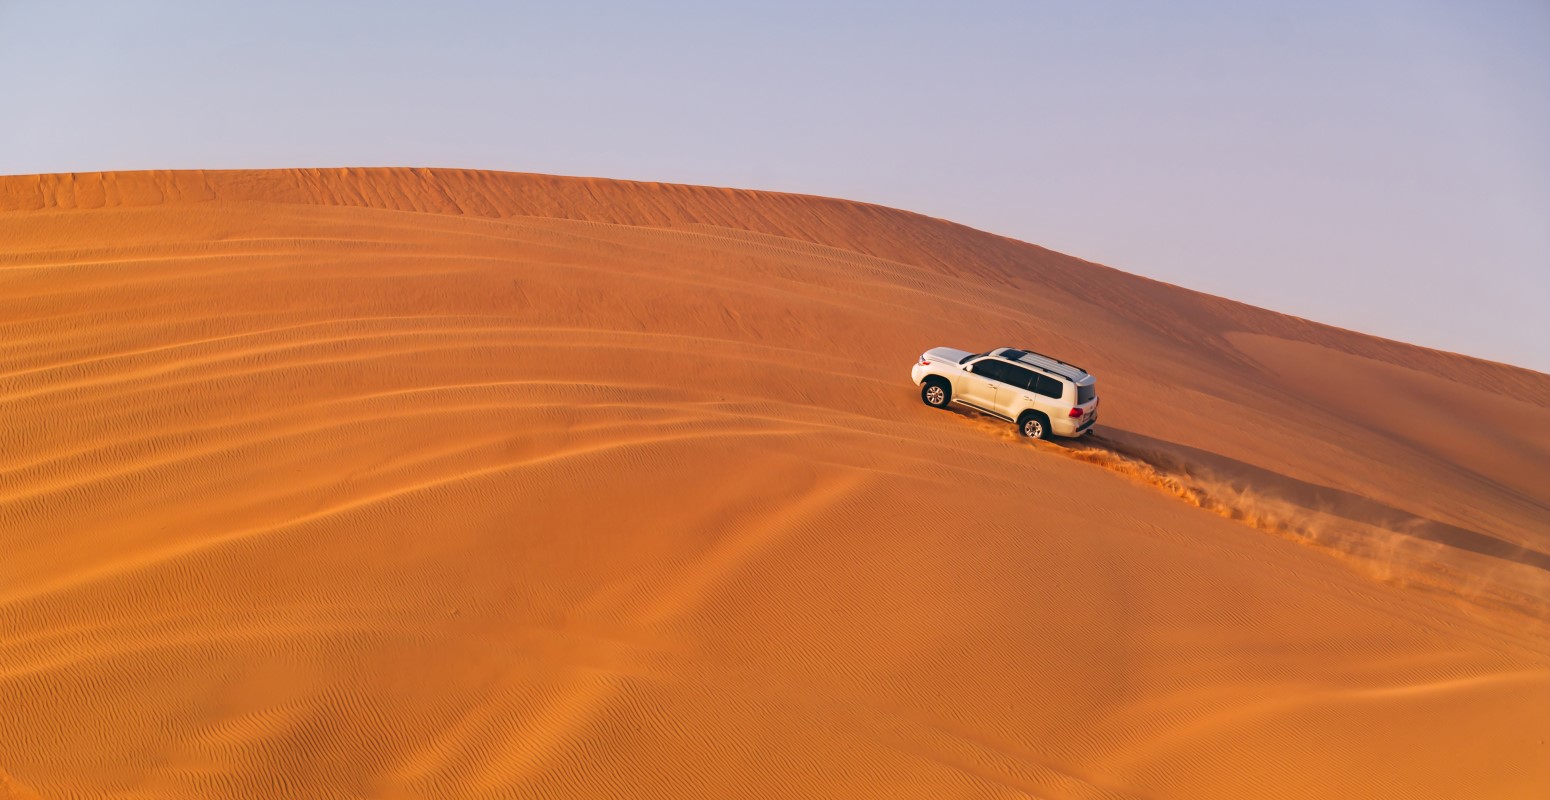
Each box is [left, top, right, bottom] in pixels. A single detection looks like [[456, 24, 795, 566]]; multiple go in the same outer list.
[[923, 347, 974, 365]]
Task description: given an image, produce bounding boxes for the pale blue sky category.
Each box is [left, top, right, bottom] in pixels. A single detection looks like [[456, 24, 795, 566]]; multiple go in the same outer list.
[[3, 0, 1546, 370]]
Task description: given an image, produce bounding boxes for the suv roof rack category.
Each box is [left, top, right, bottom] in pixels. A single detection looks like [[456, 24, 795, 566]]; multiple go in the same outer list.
[[996, 347, 1090, 382]]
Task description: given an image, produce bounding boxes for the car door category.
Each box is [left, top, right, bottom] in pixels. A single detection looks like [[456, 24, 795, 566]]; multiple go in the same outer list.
[[959, 358, 1005, 412], [995, 363, 1039, 419]]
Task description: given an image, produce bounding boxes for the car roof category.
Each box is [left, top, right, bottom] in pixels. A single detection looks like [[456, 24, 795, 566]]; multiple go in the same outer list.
[[992, 347, 1091, 383]]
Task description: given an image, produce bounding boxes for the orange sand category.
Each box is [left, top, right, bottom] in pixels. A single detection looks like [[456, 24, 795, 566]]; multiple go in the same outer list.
[[2, 168, 1547, 798]]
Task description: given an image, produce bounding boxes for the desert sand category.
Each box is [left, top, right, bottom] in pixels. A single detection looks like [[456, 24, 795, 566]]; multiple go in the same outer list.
[[1, 168, 1547, 798]]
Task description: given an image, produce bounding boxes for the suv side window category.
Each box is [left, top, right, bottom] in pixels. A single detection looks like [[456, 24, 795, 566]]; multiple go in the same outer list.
[[999, 363, 1037, 391], [1034, 374, 1064, 400], [971, 359, 1008, 383]]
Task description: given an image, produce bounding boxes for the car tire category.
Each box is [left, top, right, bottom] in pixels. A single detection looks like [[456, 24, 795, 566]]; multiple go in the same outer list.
[[921, 379, 950, 408], [1017, 411, 1049, 440]]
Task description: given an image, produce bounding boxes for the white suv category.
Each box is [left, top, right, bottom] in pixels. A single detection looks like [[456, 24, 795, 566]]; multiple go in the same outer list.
[[911, 346, 1098, 439]]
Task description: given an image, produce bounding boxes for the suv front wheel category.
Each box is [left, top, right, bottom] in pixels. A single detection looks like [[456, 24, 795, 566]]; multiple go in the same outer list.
[[921, 379, 950, 408]]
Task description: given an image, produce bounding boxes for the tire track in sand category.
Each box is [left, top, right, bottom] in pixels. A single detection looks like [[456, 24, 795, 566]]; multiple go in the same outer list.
[[386, 471, 868, 793]]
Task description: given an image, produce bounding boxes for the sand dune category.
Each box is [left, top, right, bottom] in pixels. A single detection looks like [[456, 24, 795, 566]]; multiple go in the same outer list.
[[1, 168, 1546, 798]]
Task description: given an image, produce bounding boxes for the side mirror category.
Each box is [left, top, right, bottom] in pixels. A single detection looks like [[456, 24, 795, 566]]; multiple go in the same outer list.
[[963, 364, 974, 374]]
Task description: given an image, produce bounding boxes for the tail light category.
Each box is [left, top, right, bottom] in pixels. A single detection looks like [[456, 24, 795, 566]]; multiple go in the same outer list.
[[1068, 407, 1084, 417], [918, 358, 931, 366]]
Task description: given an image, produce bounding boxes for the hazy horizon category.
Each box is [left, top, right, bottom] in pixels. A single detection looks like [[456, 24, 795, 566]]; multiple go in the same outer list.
[[3, 0, 1546, 371]]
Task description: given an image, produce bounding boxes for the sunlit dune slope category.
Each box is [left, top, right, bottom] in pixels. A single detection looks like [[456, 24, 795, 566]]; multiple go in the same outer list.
[[2, 168, 1547, 799]]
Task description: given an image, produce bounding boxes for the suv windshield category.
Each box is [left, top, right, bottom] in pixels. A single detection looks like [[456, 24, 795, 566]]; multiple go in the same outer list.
[[1077, 383, 1096, 404]]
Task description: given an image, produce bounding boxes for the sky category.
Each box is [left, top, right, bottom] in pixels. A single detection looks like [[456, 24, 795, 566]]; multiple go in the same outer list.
[[2, 0, 1547, 371]]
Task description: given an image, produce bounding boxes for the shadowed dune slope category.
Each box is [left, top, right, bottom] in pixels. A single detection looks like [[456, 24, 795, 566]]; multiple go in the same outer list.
[[2, 168, 1547, 799]]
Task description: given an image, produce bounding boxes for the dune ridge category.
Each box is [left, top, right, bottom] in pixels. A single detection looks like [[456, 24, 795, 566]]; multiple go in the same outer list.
[[7, 168, 1547, 407], [1, 168, 1547, 798]]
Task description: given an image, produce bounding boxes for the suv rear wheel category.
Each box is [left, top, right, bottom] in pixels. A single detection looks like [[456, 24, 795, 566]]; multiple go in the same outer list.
[[921, 379, 950, 408], [1018, 411, 1049, 439]]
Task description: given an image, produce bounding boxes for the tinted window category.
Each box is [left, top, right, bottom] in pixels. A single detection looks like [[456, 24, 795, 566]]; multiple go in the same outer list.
[[999, 363, 1036, 391], [1077, 383, 1096, 404], [1034, 374, 1063, 399], [971, 359, 1009, 382]]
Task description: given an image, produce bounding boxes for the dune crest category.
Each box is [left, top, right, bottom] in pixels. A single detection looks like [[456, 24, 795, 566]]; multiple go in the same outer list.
[[2, 168, 1546, 798]]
